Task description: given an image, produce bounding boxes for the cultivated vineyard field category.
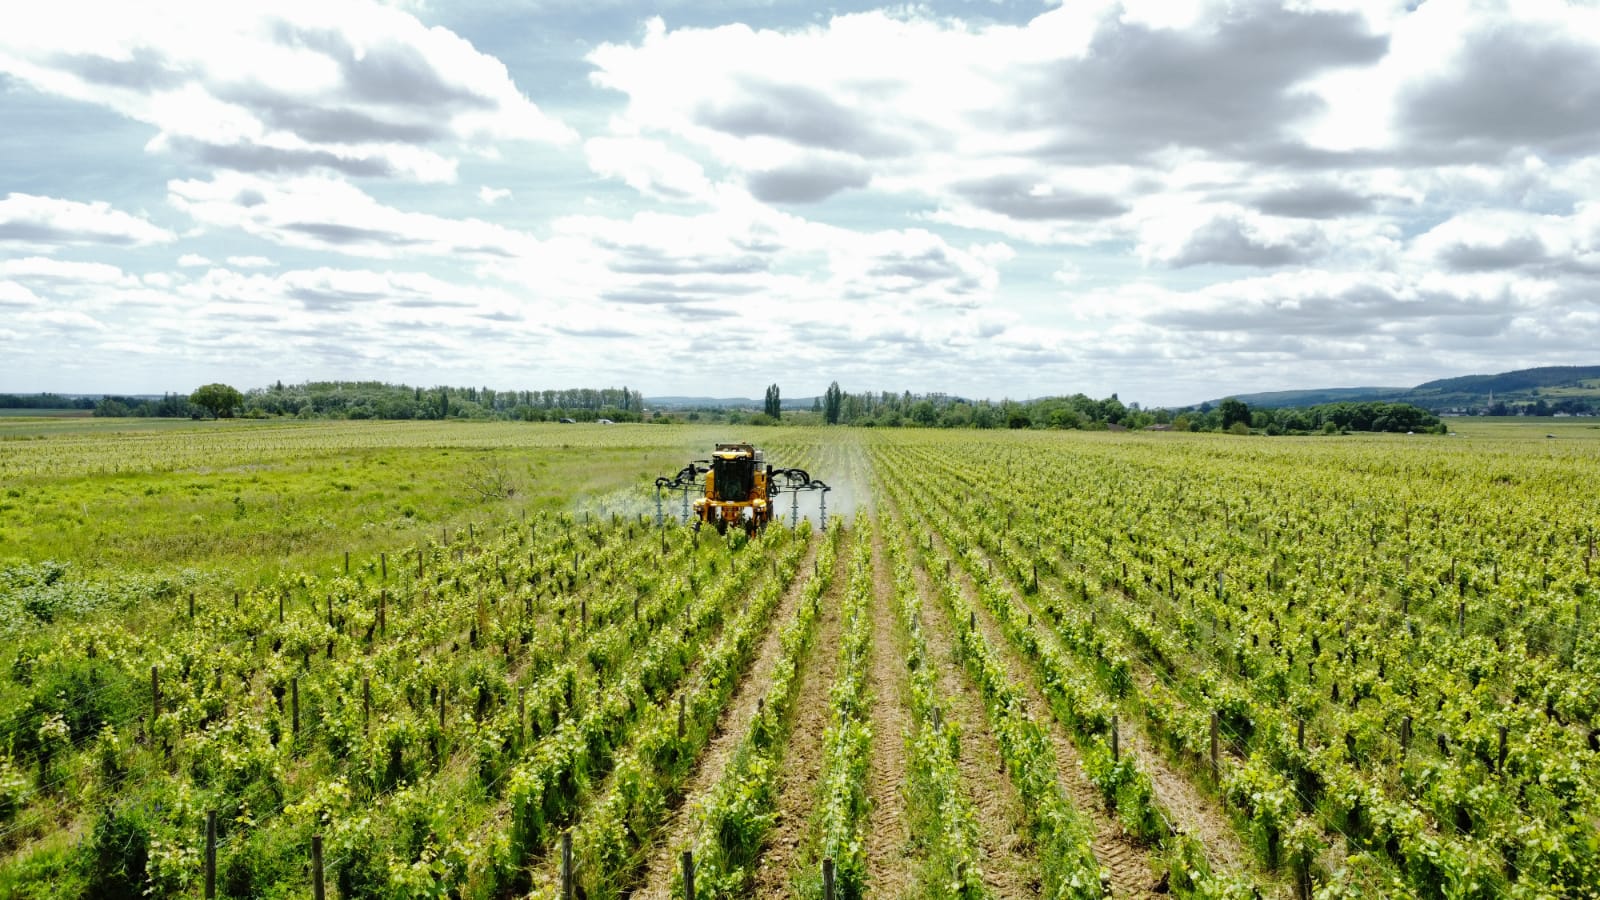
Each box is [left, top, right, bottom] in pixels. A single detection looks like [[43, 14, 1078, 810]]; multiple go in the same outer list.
[[1, 422, 1596, 899]]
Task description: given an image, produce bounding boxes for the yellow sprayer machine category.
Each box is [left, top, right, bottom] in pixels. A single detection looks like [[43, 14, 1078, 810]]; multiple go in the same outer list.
[[654, 442, 830, 533]]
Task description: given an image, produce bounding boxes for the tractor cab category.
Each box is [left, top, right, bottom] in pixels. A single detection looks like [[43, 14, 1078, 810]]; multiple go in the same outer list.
[[709, 444, 759, 501]]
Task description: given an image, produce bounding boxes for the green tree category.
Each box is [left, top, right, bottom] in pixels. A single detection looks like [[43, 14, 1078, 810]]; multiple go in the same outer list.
[[824, 381, 843, 425], [764, 383, 782, 419], [1046, 406, 1082, 429], [189, 383, 243, 419], [1102, 393, 1127, 424], [1219, 397, 1251, 431], [93, 398, 131, 417]]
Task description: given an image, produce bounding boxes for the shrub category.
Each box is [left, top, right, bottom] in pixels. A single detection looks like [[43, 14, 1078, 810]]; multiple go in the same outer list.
[[82, 804, 151, 900], [0, 754, 28, 824], [6, 657, 133, 759]]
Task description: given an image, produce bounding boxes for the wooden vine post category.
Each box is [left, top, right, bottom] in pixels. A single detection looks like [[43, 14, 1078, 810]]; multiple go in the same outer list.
[[1209, 711, 1220, 782], [204, 810, 217, 899], [150, 665, 161, 732], [311, 834, 326, 900], [561, 831, 573, 900], [517, 687, 527, 746]]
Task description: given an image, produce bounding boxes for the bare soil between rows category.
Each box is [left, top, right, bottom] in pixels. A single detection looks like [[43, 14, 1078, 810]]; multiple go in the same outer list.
[[750, 533, 850, 897], [902, 527, 1043, 898], [632, 532, 826, 900], [923, 519, 1164, 899], [863, 527, 915, 898]]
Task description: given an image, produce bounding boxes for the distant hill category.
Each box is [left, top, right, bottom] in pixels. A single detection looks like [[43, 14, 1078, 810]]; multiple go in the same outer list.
[[1215, 386, 1410, 408], [646, 395, 819, 410], [1199, 365, 1600, 412], [1401, 366, 1600, 408]]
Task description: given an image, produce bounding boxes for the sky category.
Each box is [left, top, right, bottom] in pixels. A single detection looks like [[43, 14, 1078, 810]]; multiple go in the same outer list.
[[2, 0, 1599, 407]]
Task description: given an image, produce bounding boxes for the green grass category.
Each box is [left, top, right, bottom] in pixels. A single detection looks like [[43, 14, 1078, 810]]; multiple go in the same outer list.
[[0, 419, 730, 586], [1, 420, 1598, 897], [1441, 415, 1600, 439], [0, 416, 204, 438], [0, 409, 92, 419], [5, 414, 1594, 590]]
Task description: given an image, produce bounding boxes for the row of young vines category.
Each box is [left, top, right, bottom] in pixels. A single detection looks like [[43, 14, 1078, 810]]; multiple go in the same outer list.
[[874, 429, 1599, 899], [1, 497, 815, 898], [4, 426, 1595, 899]]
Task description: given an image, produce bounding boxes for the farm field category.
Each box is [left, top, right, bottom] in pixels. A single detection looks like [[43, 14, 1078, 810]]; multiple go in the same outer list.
[[0, 421, 1596, 898], [0, 419, 721, 584]]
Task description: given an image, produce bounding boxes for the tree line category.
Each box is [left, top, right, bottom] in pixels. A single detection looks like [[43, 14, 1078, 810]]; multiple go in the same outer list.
[[70, 382, 648, 422], [2, 381, 1443, 434], [242, 382, 646, 422], [794, 382, 1441, 434], [0, 393, 100, 411]]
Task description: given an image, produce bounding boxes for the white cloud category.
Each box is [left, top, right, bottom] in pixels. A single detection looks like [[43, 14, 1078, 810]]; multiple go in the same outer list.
[[5, 1, 1600, 400], [1, 256, 130, 284], [1140, 268, 1531, 341], [587, 5, 1388, 230], [825, 228, 1004, 308], [585, 136, 713, 201], [0, 282, 45, 309], [17, 308, 107, 331], [1412, 210, 1559, 272], [0, 0, 575, 184], [168, 172, 542, 259], [1136, 204, 1330, 269], [0, 193, 173, 247]]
